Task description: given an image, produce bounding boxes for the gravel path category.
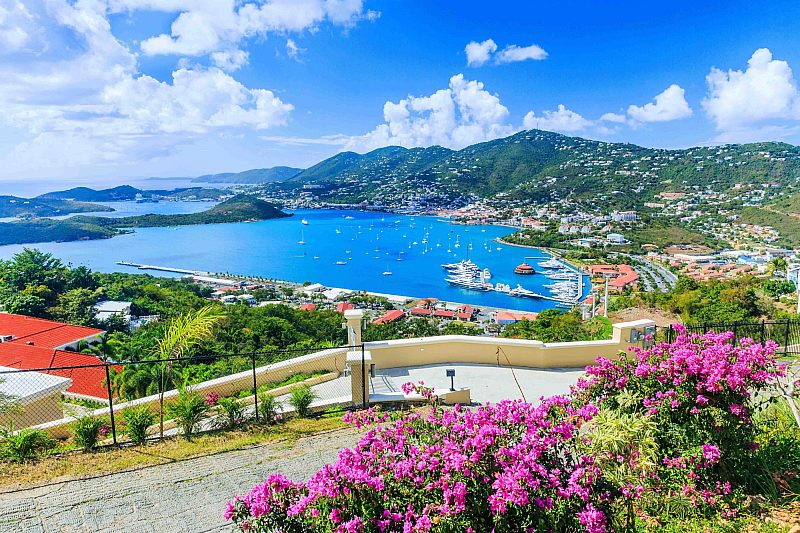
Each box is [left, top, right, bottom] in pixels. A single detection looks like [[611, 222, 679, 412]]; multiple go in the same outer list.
[[0, 428, 362, 533]]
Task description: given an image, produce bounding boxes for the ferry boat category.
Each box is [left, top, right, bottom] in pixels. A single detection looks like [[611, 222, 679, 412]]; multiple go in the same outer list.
[[514, 261, 536, 275], [382, 271, 392, 276]]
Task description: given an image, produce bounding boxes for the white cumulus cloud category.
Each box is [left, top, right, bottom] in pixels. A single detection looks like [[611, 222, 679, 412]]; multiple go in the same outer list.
[[211, 49, 249, 72], [110, 0, 377, 58], [627, 84, 692, 123], [495, 44, 548, 64], [348, 74, 514, 151], [465, 39, 497, 67], [0, 0, 294, 177], [523, 105, 593, 133], [465, 38, 547, 66], [702, 48, 800, 136]]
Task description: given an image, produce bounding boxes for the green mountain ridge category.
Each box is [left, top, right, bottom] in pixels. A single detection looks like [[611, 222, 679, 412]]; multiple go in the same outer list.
[[194, 166, 303, 184], [0, 195, 291, 246], [279, 130, 800, 209]]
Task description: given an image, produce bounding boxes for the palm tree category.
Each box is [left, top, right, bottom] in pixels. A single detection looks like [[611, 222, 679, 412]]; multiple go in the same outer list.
[[155, 305, 223, 437], [769, 257, 789, 277]]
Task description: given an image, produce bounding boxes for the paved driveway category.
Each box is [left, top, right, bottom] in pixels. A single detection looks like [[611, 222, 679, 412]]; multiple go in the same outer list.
[[0, 429, 361, 533]]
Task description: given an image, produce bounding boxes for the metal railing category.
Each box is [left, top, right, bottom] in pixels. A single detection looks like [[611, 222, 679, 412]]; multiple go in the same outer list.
[[657, 319, 800, 357], [0, 343, 364, 445]]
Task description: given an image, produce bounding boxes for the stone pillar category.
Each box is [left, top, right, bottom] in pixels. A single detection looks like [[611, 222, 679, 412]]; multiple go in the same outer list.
[[344, 309, 364, 347], [347, 350, 372, 407]]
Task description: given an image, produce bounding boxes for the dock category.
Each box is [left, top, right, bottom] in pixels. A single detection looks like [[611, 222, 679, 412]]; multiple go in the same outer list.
[[116, 262, 208, 276]]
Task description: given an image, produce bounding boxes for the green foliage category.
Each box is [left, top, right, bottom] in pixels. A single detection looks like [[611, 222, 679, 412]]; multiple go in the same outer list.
[[258, 394, 280, 425], [216, 397, 247, 430], [502, 309, 612, 342], [166, 389, 210, 440], [1, 427, 56, 462], [763, 279, 795, 298], [441, 321, 482, 336], [0, 195, 112, 218], [288, 385, 316, 418], [121, 405, 156, 445], [72, 416, 107, 451]]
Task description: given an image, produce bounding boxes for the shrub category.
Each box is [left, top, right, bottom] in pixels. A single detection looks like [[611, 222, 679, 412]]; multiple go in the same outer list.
[[166, 389, 210, 440], [217, 397, 247, 430], [227, 390, 601, 532], [258, 393, 280, 425], [226, 329, 791, 533], [288, 385, 316, 418], [1, 427, 55, 462], [73, 416, 108, 451], [122, 405, 156, 445]]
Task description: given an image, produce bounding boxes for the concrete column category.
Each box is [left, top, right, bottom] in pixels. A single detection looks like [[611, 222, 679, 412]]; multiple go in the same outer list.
[[612, 319, 656, 349], [347, 350, 372, 407], [344, 309, 364, 347]]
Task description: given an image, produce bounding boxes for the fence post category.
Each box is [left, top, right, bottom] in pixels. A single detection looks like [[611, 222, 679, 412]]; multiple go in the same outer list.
[[760, 320, 766, 345], [784, 319, 791, 357], [251, 352, 259, 422], [732, 322, 738, 345], [361, 343, 368, 409], [104, 363, 117, 446]]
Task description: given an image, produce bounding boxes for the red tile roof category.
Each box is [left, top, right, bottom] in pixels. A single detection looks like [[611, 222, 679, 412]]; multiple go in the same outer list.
[[496, 311, 538, 323], [0, 313, 103, 348], [457, 305, 474, 320], [300, 303, 317, 311], [410, 307, 433, 316], [0, 344, 116, 400], [372, 310, 405, 324], [336, 302, 354, 314], [0, 313, 111, 400], [433, 309, 455, 318]]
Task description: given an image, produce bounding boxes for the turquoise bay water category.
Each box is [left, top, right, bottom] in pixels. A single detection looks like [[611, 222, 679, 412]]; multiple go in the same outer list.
[[0, 204, 589, 312]]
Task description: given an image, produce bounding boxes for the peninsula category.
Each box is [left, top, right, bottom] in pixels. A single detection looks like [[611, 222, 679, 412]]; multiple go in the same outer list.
[[0, 195, 291, 246]]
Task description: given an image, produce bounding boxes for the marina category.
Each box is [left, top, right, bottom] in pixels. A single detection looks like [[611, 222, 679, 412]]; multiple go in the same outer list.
[[0, 206, 590, 312]]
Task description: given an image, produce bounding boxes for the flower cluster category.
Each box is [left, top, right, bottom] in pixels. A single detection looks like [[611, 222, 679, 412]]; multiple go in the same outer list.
[[205, 392, 220, 406], [227, 329, 786, 532]]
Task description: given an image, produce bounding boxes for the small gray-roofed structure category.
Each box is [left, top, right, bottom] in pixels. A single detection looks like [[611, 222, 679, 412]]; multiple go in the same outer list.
[[0, 366, 72, 428], [94, 300, 133, 323]]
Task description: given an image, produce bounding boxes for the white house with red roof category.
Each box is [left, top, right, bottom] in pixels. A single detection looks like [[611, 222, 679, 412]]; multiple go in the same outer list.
[[0, 313, 115, 401]]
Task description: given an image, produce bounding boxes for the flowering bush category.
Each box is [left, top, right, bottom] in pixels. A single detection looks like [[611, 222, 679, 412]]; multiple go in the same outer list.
[[227, 328, 789, 532], [573, 326, 785, 527]]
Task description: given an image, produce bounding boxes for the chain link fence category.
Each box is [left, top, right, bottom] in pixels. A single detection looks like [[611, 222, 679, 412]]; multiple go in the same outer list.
[[0, 344, 366, 445]]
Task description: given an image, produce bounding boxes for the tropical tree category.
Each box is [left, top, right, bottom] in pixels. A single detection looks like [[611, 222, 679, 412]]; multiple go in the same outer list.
[[154, 305, 223, 437], [769, 256, 789, 277]]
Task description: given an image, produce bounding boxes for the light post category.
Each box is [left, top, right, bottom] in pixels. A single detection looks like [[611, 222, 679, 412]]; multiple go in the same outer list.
[[603, 274, 611, 318], [446, 368, 456, 392]]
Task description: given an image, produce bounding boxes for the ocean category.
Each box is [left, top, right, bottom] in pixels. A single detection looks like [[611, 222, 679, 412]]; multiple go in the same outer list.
[[0, 203, 589, 312]]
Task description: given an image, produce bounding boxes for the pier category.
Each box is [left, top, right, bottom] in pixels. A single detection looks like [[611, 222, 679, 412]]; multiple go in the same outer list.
[[116, 262, 208, 276]]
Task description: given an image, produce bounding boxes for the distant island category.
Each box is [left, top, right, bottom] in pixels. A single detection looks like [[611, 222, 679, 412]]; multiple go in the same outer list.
[[0, 196, 113, 218], [0, 195, 291, 246], [193, 166, 302, 184], [39, 185, 229, 203]]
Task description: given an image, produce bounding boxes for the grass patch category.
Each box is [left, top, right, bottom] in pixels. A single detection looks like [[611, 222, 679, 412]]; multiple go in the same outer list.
[[0, 416, 347, 491], [237, 371, 329, 399]]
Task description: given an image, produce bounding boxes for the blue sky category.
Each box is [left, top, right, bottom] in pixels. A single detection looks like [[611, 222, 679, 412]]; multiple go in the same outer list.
[[1, 0, 800, 182]]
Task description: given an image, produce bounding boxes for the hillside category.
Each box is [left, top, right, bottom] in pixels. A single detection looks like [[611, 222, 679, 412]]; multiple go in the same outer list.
[[0, 195, 290, 246], [194, 166, 302, 184], [0, 196, 112, 218], [39, 185, 148, 202], [738, 192, 800, 248], [71, 194, 290, 228], [0, 219, 118, 246], [277, 130, 800, 209]]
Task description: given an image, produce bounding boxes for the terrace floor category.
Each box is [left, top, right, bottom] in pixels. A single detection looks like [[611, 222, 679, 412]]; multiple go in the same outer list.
[[0, 428, 362, 533]]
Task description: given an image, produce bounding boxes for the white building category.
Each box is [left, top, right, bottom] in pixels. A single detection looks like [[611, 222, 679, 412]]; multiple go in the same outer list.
[[94, 301, 133, 324], [607, 233, 629, 245]]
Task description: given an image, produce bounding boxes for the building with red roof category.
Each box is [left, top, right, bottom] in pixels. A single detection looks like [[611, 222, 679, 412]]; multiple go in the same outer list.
[[336, 302, 354, 314], [433, 309, 455, 319], [0, 313, 113, 400], [409, 307, 433, 316], [457, 305, 474, 321], [372, 310, 405, 324], [588, 264, 640, 293], [299, 303, 317, 311], [496, 311, 538, 325]]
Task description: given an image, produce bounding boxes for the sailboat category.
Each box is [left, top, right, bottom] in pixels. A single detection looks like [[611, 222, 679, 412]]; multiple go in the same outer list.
[[454, 235, 461, 248], [301, 219, 309, 225], [298, 229, 306, 245], [335, 227, 342, 234]]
